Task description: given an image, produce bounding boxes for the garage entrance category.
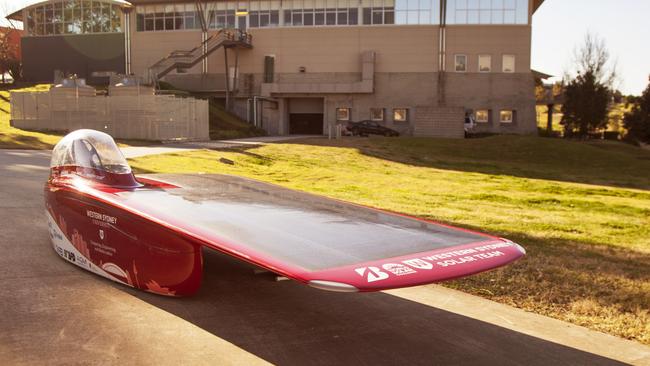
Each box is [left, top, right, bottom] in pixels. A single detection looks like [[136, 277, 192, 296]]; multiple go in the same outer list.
[[288, 98, 324, 135]]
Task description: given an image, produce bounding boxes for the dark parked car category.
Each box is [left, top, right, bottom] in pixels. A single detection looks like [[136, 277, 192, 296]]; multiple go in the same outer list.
[[346, 120, 400, 137]]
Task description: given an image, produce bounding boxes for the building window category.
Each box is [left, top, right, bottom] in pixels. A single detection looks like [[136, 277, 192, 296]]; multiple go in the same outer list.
[[336, 107, 351, 121], [502, 54, 515, 73], [393, 108, 408, 122], [370, 108, 384, 121], [478, 55, 491, 72], [25, 0, 123, 36], [137, 3, 200, 32], [454, 55, 467, 72], [446, 0, 528, 25], [500, 110, 514, 123], [249, 1, 280, 28], [287, 0, 359, 27], [475, 109, 489, 123]]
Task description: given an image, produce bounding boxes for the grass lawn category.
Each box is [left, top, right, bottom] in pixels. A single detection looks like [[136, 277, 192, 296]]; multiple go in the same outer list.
[[129, 135, 650, 344], [0, 84, 63, 149]]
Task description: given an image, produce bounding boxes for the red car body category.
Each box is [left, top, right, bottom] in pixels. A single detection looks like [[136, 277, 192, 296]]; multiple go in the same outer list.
[[46, 130, 525, 296]]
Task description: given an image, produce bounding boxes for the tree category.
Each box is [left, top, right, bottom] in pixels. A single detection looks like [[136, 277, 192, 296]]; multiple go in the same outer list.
[[0, 3, 23, 82], [623, 78, 650, 144], [560, 33, 617, 138]]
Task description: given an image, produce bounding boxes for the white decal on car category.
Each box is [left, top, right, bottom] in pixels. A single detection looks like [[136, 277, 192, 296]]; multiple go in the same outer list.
[[355, 266, 389, 282], [382, 263, 417, 276], [402, 258, 434, 270]]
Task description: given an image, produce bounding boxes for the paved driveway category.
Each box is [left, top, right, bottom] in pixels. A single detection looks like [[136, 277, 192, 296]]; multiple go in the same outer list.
[[1, 149, 647, 366]]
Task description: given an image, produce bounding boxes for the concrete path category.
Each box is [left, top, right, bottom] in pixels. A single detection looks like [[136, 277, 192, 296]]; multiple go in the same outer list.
[[121, 135, 318, 159], [1, 149, 649, 366]]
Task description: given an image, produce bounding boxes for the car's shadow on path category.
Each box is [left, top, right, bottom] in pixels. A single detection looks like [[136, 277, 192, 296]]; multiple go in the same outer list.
[[128, 248, 626, 366]]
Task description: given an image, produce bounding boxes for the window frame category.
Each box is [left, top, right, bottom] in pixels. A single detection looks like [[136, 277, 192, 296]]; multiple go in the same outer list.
[[369, 108, 385, 122], [478, 54, 491, 73], [475, 109, 490, 123], [502, 54, 516, 73], [393, 108, 409, 122], [454, 54, 467, 73], [499, 110, 514, 123], [336, 107, 351, 122]]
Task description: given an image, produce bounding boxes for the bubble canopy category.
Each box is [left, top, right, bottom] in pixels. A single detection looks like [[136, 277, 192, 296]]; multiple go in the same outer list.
[[50, 129, 132, 176]]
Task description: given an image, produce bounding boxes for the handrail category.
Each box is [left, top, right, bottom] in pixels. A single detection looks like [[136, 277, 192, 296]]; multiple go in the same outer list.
[[148, 29, 252, 81]]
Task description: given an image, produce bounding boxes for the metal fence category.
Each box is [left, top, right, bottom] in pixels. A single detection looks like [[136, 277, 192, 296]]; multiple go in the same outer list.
[[10, 92, 210, 141]]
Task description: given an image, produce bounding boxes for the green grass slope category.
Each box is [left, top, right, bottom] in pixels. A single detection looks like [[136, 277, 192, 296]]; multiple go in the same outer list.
[[130, 135, 650, 344]]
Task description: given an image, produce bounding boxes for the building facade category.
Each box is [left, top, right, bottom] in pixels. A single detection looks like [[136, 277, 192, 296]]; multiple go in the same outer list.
[[8, 0, 545, 137]]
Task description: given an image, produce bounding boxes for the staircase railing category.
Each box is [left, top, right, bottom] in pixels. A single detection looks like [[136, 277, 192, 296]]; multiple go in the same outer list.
[[148, 29, 252, 86]]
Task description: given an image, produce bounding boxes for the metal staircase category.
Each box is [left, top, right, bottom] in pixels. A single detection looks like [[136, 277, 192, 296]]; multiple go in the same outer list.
[[147, 29, 252, 86]]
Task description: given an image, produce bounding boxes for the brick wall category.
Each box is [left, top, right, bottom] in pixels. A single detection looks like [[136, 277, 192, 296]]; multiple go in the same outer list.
[[413, 107, 465, 138]]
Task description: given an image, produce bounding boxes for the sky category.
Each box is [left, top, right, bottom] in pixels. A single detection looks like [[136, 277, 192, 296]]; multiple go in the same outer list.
[[1, 0, 649, 95]]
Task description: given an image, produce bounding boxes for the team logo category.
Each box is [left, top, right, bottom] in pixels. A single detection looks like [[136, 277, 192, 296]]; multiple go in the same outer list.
[[99, 229, 105, 240], [402, 258, 434, 270], [355, 266, 389, 282], [382, 263, 417, 276]]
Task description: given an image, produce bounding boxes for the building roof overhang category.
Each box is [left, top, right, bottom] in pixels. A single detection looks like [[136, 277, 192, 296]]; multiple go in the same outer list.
[[6, 0, 132, 22], [532, 0, 545, 14]]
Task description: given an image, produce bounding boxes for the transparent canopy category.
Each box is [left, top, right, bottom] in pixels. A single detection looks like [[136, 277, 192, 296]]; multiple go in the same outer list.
[[50, 129, 131, 174]]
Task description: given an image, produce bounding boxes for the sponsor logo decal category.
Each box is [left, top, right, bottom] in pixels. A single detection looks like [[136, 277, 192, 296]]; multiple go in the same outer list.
[[402, 258, 433, 270], [353, 242, 515, 283], [354, 266, 389, 282], [382, 263, 416, 276], [86, 210, 117, 225]]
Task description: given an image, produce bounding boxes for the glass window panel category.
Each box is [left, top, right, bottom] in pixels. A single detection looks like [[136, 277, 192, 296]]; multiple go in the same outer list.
[[370, 108, 384, 121], [393, 108, 408, 122], [421, 0, 432, 10], [455, 10, 466, 23], [315, 10, 325, 24], [455, 55, 467, 72], [502, 54, 515, 72], [419, 10, 430, 23], [284, 10, 292, 25], [455, 0, 467, 9], [467, 9, 478, 23], [261, 13, 270, 26], [372, 10, 382, 24], [492, 0, 503, 8], [271, 11, 279, 25], [155, 18, 164, 30], [479, 0, 490, 9], [384, 9, 394, 23], [145, 18, 154, 30], [467, 0, 479, 9], [500, 110, 513, 123], [175, 17, 184, 29], [503, 9, 515, 23], [503, 0, 515, 9], [45, 23, 54, 35], [475, 110, 489, 123], [338, 11, 348, 24], [349, 8, 358, 24], [406, 10, 418, 23], [479, 9, 490, 23], [491, 9, 503, 23], [407, 0, 418, 10], [362, 8, 371, 24], [515, 0, 528, 24], [326, 11, 336, 25], [478, 55, 491, 72], [293, 12, 303, 25], [303, 12, 314, 25]]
